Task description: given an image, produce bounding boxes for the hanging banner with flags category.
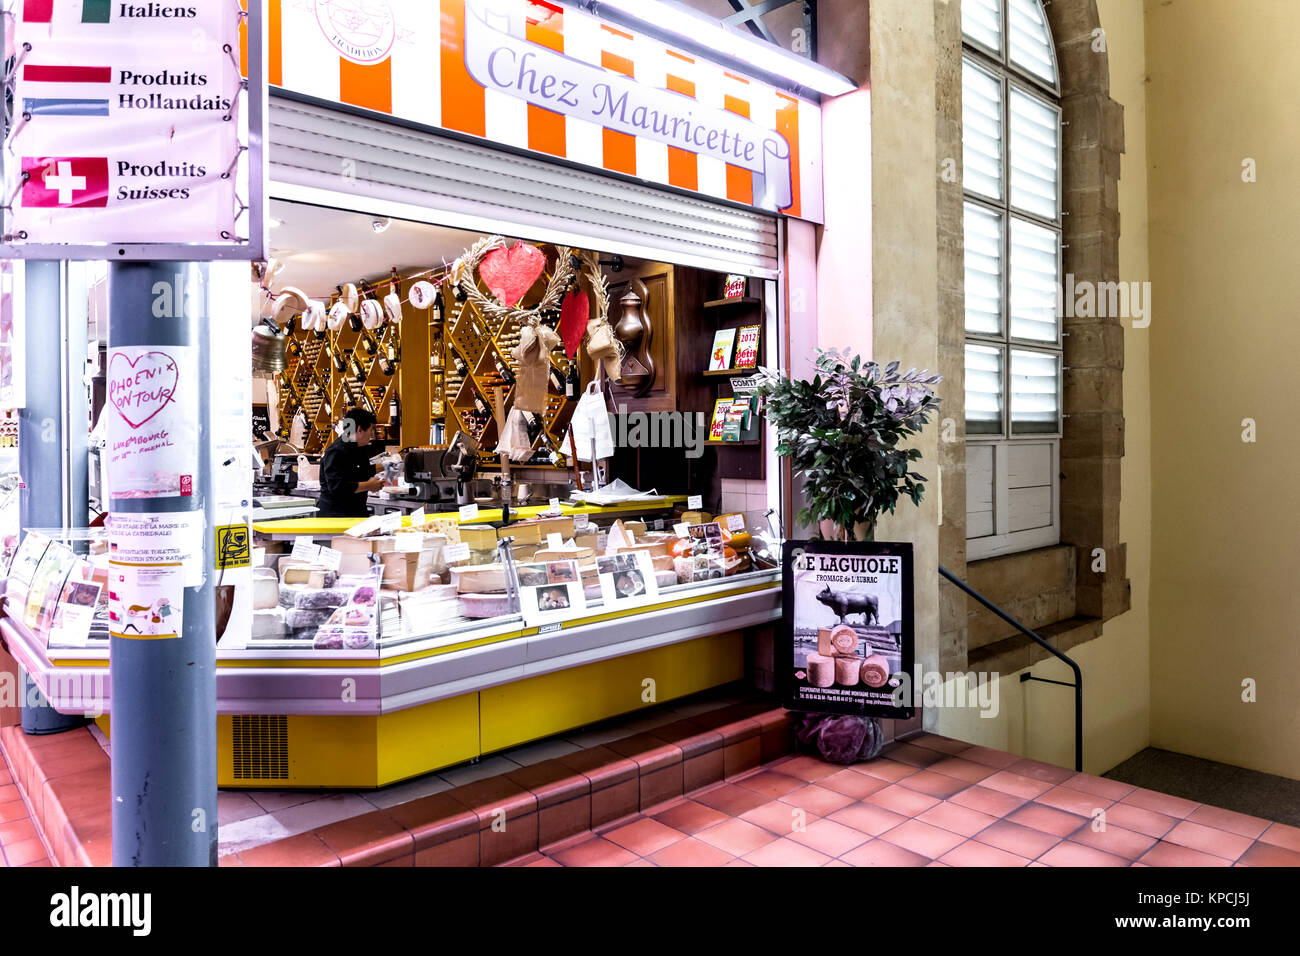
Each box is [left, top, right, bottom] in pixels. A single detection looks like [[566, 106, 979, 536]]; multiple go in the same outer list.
[[3, 0, 245, 246]]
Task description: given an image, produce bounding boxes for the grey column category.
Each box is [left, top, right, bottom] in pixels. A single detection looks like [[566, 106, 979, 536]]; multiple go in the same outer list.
[[108, 261, 217, 867], [17, 260, 85, 734]]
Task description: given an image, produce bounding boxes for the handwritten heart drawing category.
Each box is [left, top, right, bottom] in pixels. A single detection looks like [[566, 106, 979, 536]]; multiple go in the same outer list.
[[559, 288, 589, 358], [479, 242, 546, 307], [108, 350, 179, 429]]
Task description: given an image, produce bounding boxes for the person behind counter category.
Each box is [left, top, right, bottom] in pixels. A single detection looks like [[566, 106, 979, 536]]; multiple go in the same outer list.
[[316, 407, 385, 518]]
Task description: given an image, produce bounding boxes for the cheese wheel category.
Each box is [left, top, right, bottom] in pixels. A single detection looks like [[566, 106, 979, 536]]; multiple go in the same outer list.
[[860, 655, 891, 688], [341, 282, 360, 313], [806, 653, 835, 688], [409, 280, 438, 309], [327, 300, 349, 331], [829, 624, 859, 655], [834, 656, 861, 686], [383, 291, 403, 324]]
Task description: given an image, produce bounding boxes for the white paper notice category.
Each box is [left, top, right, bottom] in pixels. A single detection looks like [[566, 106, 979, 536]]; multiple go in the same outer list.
[[546, 533, 564, 550], [394, 533, 426, 553], [317, 546, 343, 571], [107, 563, 184, 640], [443, 542, 470, 564], [459, 503, 479, 522], [291, 539, 322, 564], [688, 495, 703, 510], [108, 511, 204, 587], [106, 345, 198, 500], [727, 513, 746, 531]]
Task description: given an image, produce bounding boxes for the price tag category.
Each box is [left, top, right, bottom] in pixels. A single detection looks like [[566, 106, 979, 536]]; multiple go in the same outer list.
[[291, 540, 322, 564], [444, 542, 471, 563], [547, 533, 564, 550], [317, 546, 343, 571], [549, 497, 560, 511], [673, 522, 690, 538], [379, 512, 403, 533], [574, 513, 590, 531], [410, 506, 426, 527], [394, 533, 426, 553], [539, 621, 562, 634], [727, 513, 746, 531], [687, 495, 703, 510], [652, 519, 664, 531], [459, 503, 479, 522], [344, 515, 384, 538]]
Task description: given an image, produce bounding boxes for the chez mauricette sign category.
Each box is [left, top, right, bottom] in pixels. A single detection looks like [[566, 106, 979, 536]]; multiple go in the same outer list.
[[2, 1, 248, 249], [278, 0, 825, 222]]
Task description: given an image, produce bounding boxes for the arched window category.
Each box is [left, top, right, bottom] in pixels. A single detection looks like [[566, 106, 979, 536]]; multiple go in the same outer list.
[[962, 0, 1063, 559]]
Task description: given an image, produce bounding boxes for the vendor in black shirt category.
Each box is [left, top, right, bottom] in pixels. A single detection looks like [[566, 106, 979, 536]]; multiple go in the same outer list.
[[316, 407, 385, 518]]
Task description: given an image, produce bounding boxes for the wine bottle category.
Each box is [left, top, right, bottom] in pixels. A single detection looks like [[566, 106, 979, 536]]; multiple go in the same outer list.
[[565, 360, 580, 401], [490, 351, 516, 385], [522, 411, 542, 443], [361, 334, 378, 356], [548, 365, 565, 393], [450, 350, 469, 376]]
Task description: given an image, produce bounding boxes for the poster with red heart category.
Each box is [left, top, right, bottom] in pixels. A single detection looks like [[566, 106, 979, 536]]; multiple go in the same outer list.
[[106, 345, 197, 499]]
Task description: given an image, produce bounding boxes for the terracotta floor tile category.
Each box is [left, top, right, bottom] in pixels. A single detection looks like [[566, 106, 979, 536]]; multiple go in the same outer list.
[[3, 837, 46, 867], [1121, 788, 1200, 819], [735, 769, 811, 800], [979, 770, 1053, 800], [550, 836, 639, 867], [556, 746, 639, 789], [939, 840, 1030, 867], [853, 758, 918, 783], [691, 782, 770, 817], [1184, 804, 1271, 841], [315, 810, 414, 867], [1259, 822, 1300, 853], [1006, 802, 1089, 838], [503, 851, 547, 867], [1162, 820, 1253, 861], [1236, 842, 1300, 867], [0, 784, 17, 804], [538, 796, 591, 848], [741, 800, 820, 837], [652, 799, 731, 835], [1036, 785, 1113, 818], [238, 832, 340, 868], [779, 784, 856, 817], [1103, 801, 1178, 839], [927, 757, 998, 784], [786, 818, 870, 858], [506, 759, 591, 809], [826, 802, 910, 837], [1037, 841, 1129, 867], [649, 835, 736, 867], [1137, 840, 1233, 868], [952, 745, 1023, 770], [878, 818, 965, 859], [624, 858, 658, 867], [590, 779, 640, 828], [527, 856, 563, 867], [774, 755, 839, 783], [908, 734, 972, 756], [822, 859, 851, 867], [1063, 773, 1136, 802], [0, 818, 37, 847], [916, 801, 999, 838], [866, 784, 941, 818], [20, 859, 51, 867], [602, 817, 686, 856], [1066, 821, 1157, 860], [974, 820, 1061, 860], [839, 839, 930, 867], [949, 785, 1028, 818], [741, 836, 832, 867], [1005, 757, 1075, 786], [695, 817, 780, 857], [0, 801, 29, 824], [881, 742, 946, 769], [816, 768, 890, 800], [682, 750, 725, 794], [893, 769, 968, 799]]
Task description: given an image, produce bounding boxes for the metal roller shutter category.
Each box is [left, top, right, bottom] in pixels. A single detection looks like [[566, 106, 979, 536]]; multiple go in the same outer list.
[[268, 97, 780, 278]]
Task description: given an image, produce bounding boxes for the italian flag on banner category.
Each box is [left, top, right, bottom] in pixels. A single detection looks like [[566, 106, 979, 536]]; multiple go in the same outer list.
[[23, 0, 111, 23]]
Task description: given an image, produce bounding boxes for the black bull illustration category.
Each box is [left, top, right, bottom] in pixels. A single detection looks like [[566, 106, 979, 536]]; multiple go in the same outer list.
[[815, 585, 879, 626]]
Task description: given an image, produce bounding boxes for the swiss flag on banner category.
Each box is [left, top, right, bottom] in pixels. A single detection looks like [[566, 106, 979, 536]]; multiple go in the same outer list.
[[21, 156, 110, 208]]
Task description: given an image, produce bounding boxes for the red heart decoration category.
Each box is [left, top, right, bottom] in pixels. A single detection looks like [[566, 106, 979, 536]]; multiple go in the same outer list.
[[479, 242, 546, 307], [559, 289, 589, 358], [108, 350, 180, 429]]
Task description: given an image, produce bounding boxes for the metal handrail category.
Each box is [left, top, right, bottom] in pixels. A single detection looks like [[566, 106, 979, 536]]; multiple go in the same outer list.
[[938, 564, 1083, 772]]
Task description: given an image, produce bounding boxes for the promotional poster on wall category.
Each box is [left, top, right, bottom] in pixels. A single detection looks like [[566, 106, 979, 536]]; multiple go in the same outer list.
[[781, 540, 914, 719]]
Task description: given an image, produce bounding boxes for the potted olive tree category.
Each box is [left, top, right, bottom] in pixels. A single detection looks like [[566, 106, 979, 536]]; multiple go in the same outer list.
[[756, 349, 942, 540]]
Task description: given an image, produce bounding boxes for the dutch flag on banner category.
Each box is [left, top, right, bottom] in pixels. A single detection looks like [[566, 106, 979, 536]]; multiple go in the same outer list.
[[22, 0, 111, 23], [22, 64, 112, 117], [21, 156, 111, 208]]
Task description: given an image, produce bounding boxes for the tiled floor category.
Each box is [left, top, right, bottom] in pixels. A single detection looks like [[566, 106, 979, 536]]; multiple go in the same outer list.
[[506, 737, 1300, 867], [214, 685, 755, 858], [0, 746, 51, 868]]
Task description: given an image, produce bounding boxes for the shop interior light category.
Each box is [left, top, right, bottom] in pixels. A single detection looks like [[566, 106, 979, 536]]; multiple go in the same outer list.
[[579, 0, 857, 97]]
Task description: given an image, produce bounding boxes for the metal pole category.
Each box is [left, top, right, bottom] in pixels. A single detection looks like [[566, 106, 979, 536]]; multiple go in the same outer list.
[[107, 261, 217, 866], [16, 261, 85, 735]]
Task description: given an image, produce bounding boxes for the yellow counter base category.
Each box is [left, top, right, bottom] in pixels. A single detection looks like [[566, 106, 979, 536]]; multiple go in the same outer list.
[[100, 631, 743, 788]]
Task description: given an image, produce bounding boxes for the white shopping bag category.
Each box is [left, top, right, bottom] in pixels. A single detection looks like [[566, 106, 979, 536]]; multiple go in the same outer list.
[[569, 381, 614, 462]]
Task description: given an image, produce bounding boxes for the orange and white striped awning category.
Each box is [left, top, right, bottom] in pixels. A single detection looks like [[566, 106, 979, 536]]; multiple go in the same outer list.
[[268, 0, 823, 222]]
